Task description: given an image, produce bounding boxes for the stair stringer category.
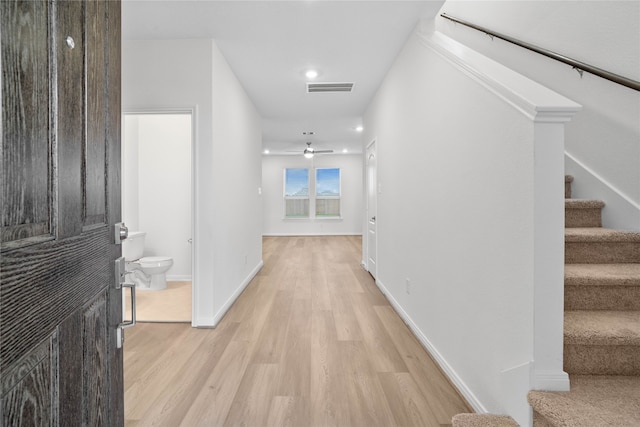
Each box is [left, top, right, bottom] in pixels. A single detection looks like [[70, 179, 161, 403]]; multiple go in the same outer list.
[[565, 152, 640, 232]]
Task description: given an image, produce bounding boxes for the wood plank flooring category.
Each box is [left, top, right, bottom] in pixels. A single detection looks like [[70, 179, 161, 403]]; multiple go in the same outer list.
[[125, 281, 191, 322], [124, 236, 471, 426]]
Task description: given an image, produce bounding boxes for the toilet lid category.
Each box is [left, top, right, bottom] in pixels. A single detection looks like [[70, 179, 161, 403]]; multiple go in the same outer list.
[[138, 256, 173, 267]]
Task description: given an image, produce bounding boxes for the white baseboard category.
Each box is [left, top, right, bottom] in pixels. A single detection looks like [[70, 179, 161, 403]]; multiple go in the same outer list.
[[501, 362, 534, 427], [532, 370, 570, 391], [202, 260, 264, 328], [374, 278, 487, 414], [167, 275, 192, 282], [262, 232, 363, 237]]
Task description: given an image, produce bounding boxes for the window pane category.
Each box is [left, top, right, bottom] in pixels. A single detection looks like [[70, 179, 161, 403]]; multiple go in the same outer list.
[[284, 168, 309, 196], [316, 199, 340, 217], [286, 199, 309, 217], [316, 168, 340, 196]]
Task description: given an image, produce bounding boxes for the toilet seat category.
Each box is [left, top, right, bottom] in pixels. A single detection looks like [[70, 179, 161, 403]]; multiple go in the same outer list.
[[138, 256, 172, 268]]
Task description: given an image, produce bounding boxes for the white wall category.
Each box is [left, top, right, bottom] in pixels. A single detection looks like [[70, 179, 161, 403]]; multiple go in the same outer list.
[[262, 154, 363, 236], [122, 115, 139, 231], [437, 1, 640, 231], [209, 42, 263, 326], [122, 39, 263, 326], [122, 114, 192, 280], [363, 25, 579, 425]]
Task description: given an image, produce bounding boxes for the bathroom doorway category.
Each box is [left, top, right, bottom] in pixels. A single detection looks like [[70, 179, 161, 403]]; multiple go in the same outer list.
[[122, 111, 194, 323]]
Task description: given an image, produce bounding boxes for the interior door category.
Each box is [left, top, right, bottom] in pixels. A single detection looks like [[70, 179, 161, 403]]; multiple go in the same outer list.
[[1, 1, 123, 425], [366, 141, 377, 278]]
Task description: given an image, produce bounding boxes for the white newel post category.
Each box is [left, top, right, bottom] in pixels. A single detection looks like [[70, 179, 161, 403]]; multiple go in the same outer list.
[[532, 113, 579, 391]]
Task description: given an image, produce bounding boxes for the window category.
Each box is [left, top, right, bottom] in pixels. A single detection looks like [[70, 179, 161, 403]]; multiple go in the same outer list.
[[315, 168, 341, 217], [284, 168, 309, 218], [283, 167, 341, 219]]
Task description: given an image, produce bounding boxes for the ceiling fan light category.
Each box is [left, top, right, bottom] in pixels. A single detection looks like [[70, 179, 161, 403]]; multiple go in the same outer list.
[[304, 151, 314, 159]]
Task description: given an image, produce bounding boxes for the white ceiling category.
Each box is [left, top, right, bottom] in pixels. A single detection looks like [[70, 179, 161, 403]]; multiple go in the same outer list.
[[122, 1, 445, 155]]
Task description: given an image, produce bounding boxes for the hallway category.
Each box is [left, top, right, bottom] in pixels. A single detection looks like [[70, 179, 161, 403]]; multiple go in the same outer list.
[[123, 236, 471, 426]]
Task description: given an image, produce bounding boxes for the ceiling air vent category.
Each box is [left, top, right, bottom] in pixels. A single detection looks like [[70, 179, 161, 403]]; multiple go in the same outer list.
[[307, 82, 354, 93]]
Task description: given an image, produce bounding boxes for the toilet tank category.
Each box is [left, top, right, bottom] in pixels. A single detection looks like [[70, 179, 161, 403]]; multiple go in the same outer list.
[[123, 231, 146, 261]]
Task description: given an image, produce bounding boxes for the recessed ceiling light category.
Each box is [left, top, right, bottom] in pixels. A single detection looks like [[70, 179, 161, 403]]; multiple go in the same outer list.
[[263, 149, 269, 154], [355, 126, 364, 132], [342, 149, 348, 153], [305, 70, 318, 79]]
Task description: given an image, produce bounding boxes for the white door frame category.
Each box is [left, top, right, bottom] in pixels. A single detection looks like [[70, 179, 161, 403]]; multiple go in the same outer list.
[[122, 107, 197, 326]]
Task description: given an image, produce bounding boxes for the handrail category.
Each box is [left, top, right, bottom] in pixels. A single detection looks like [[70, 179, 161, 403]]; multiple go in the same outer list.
[[440, 13, 640, 92]]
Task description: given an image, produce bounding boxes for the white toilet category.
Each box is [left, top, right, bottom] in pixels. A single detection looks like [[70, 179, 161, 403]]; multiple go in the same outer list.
[[122, 231, 173, 291]]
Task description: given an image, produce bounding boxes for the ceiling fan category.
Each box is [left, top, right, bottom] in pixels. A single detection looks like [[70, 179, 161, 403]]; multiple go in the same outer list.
[[296, 141, 333, 158]]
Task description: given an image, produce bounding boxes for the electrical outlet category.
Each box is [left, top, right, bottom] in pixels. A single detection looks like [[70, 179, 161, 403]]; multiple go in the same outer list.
[[405, 278, 411, 294]]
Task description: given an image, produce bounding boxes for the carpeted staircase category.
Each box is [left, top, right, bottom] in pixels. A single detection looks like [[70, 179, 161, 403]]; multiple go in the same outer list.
[[527, 175, 640, 426], [453, 176, 640, 427]]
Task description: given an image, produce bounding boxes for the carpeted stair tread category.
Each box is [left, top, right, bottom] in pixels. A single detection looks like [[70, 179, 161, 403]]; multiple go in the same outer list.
[[565, 199, 605, 209], [565, 264, 640, 286], [564, 227, 640, 242], [452, 413, 519, 426], [565, 200, 604, 228], [565, 264, 640, 310], [528, 375, 640, 427], [564, 311, 640, 346]]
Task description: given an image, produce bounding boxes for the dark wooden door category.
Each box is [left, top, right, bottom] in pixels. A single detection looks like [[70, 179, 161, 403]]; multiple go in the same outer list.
[[1, 1, 123, 425]]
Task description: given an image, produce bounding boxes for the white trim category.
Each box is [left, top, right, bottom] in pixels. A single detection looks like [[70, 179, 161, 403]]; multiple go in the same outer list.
[[282, 217, 343, 221], [416, 31, 581, 123], [565, 152, 640, 231], [262, 232, 362, 237], [532, 370, 570, 391], [195, 260, 263, 328], [565, 151, 640, 211], [501, 362, 535, 427], [167, 275, 192, 281], [122, 107, 198, 327], [375, 277, 487, 414], [364, 139, 377, 276]]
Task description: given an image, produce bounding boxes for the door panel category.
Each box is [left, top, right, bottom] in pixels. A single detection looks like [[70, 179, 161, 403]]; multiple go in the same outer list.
[[1, 336, 53, 426], [1, 1, 123, 425], [0, 0, 52, 245], [85, 0, 107, 228], [366, 141, 377, 278], [56, 0, 85, 239]]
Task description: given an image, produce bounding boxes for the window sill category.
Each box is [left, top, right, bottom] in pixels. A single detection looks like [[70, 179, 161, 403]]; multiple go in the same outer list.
[[282, 217, 343, 221]]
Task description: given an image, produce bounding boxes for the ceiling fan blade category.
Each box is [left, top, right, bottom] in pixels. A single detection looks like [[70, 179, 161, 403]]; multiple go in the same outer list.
[[313, 150, 333, 154]]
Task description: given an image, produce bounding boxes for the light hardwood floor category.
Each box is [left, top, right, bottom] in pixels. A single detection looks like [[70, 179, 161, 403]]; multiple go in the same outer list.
[[124, 236, 471, 426], [125, 281, 191, 322]]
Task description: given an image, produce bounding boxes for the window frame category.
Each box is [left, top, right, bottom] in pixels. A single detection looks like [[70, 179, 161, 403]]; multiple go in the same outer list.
[[314, 167, 341, 218], [283, 168, 310, 219]]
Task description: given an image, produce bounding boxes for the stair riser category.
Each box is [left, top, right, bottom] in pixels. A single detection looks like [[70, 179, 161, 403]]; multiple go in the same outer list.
[[564, 344, 640, 375], [565, 285, 640, 311], [565, 209, 602, 228], [533, 411, 554, 427], [565, 242, 640, 263], [533, 412, 553, 427]]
